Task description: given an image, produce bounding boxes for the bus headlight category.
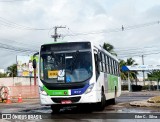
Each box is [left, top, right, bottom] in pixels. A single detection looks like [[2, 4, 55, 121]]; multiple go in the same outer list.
[[39, 86, 48, 96], [85, 83, 94, 94]]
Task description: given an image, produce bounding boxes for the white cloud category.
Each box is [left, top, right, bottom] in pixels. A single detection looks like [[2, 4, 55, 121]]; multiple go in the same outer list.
[[0, 0, 160, 68]]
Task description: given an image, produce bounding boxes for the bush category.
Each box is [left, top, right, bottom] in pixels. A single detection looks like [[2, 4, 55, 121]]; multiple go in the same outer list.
[[154, 85, 160, 90], [142, 85, 149, 90], [122, 85, 160, 91], [142, 85, 159, 90], [121, 85, 142, 91], [131, 85, 142, 91], [121, 85, 128, 90]]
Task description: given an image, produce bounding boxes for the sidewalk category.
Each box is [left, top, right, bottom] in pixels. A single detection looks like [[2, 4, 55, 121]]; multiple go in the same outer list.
[[130, 96, 160, 107], [122, 90, 160, 96], [9, 85, 39, 99], [0, 98, 39, 104]]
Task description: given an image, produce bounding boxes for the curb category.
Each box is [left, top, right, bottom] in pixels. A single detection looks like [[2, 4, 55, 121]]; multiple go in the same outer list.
[[148, 96, 160, 103]]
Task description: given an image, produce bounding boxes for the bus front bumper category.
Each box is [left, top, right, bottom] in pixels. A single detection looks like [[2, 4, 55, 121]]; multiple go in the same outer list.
[[39, 90, 101, 105]]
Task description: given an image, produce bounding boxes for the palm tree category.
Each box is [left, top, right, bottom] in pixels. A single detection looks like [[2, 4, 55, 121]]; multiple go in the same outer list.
[[103, 43, 117, 56], [7, 64, 17, 77], [126, 58, 137, 65], [119, 58, 138, 82], [119, 59, 127, 80], [126, 58, 138, 82], [148, 70, 160, 81]]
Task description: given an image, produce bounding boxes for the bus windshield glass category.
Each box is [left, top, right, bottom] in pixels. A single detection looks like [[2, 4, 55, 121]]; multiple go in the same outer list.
[[40, 42, 92, 83]]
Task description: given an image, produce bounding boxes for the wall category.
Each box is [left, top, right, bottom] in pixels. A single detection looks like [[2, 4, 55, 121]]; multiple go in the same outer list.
[[121, 80, 159, 86], [0, 77, 37, 86], [0, 77, 39, 98]]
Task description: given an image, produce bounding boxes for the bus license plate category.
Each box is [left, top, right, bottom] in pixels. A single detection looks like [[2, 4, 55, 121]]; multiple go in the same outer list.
[[61, 100, 72, 104]]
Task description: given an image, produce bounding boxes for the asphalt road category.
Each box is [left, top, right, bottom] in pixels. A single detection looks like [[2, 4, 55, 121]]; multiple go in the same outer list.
[[0, 91, 160, 122]]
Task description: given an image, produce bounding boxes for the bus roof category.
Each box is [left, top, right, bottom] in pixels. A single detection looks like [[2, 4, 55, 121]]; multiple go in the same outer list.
[[95, 45, 119, 62], [42, 40, 119, 62]]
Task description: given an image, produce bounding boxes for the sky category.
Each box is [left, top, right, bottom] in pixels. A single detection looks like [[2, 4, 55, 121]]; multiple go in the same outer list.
[[0, 0, 160, 70]]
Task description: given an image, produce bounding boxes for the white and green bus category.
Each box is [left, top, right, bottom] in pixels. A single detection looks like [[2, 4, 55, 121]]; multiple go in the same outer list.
[[33, 41, 121, 112]]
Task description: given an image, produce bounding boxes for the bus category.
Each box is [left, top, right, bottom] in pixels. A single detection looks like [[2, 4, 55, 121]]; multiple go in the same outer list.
[[33, 41, 121, 112]]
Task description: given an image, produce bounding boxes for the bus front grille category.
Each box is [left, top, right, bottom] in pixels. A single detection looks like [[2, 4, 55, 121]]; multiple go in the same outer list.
[[51, 96, 81, 103]]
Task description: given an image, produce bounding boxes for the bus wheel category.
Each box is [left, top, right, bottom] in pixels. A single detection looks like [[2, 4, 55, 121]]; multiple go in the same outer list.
[[110, 98, 115, 105], [96, 90, 106, 111], [51, 105, 61, 113]]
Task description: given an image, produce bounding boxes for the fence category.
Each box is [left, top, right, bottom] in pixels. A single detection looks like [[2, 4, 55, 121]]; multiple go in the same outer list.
[[121, 80, 158, 86], [0, 77, 39, 98]]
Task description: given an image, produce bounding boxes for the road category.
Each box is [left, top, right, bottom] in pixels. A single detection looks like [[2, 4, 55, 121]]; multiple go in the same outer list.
[[0, 91, 160, 122]]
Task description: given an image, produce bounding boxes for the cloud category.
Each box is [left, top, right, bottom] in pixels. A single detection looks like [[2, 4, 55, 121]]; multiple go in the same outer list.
[[0, 0, 160, 69]]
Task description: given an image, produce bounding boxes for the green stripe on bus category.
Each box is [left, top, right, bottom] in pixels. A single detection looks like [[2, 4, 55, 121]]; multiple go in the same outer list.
[[43, 86, 69, 96], [107, 74, 118, 92]]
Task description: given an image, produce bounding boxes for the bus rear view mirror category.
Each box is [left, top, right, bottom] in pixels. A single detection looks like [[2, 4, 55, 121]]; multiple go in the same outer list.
[[33, 59, 37, 69]]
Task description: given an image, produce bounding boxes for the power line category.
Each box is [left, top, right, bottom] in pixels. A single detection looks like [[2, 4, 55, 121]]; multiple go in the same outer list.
[[64, 20, 160, 37], [0, 0, 29, 2], [0, 37, 39, 48], [118, 51, 160, 58], [0, 42, 38, 53], [115, 44, 160, 52], [0, 17, 51, 30], [65, 28, 91, 41], [118, 49, 160, 55]]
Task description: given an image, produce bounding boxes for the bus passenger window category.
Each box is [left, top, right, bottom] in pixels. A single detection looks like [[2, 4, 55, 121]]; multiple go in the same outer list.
[[100, 52, 103, 72], [94, 53, 100, 77], [108, 57, 110, 74]]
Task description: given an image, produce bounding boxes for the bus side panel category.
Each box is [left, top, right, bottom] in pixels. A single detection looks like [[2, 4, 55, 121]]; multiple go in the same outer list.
[[95, 72, 105, 102], [104, 74, 121, 100]]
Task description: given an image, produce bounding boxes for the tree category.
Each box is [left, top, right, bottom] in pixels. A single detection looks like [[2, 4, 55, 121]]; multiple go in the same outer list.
[[103, 43, 117, 56], [119, 59, 127, 80], [126, 58, 137, 66], [0, 73, 7, 78], [126, 58, 138, 81], [119, 58, 138, 82], [7, 64, 17, 77], [148, 70, 160, 81]]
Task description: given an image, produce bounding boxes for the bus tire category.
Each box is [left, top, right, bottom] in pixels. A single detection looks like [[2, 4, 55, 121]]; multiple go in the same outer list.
[[96, 89, 106, 111], [51, 105, 61, 113], [110, 98, 115, 105]]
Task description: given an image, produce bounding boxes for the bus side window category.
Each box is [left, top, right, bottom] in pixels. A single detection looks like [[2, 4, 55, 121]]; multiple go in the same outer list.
[[99, 52, 103, 72], [115, 61, 117, 76], [106, 55, 109, 73], [94, 53, 100, 79], [109, 57, 112, 74], [110, 58, 113, 75], [104, 54, 107, 73], [113, 60, 115, 75], [118, 64, 120, 76], [102, 53, 106, 72], [108, 57, 110, 74], [115, 61, 117, 75], [116, 62, 118, 76]]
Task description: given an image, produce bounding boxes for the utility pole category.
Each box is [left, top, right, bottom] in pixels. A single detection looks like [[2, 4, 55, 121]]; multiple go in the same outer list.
[[51, 26, 66, 42], [142, 55, 145, 86]]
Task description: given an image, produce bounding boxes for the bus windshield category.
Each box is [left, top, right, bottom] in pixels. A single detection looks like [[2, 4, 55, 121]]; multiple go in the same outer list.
[[40, 50, 92, 83]]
